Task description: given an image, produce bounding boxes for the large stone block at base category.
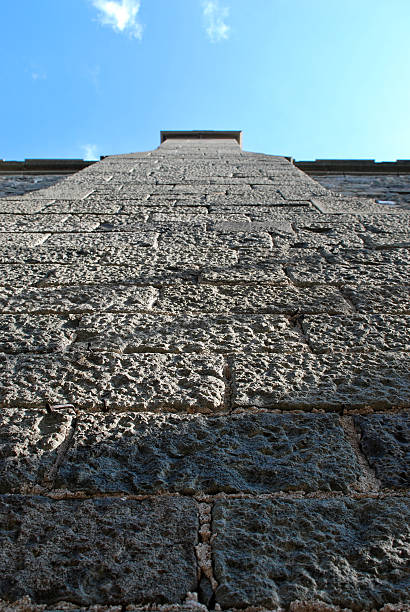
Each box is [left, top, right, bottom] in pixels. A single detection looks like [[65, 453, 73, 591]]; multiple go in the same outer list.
[[355, 413, 410, 488], [0, 496, 198, 605], [55, 412, 361, 495], [212, 497, 410, 610], [233, 352, 410, 410]]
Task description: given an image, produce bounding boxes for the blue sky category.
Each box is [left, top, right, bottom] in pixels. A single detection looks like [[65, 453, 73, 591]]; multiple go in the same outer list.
[[1, 0, 410, 161]]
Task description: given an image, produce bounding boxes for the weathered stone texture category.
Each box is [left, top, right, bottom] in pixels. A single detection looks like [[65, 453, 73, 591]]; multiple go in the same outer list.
[[301, 314, 410, 353], [51, 412, 361, 494], [75, 313, 306, 354], [212, 497, 410, 610], [312, 173, 410, 209], [0, 352, 225, 412], [157, 284, 352, 315], [233, 352, 410, 409], [0, 137, 409, 608], [355, 414, 410, 488], [0, 315, 77, 353], [0, 496, 198, 605], [0, 408, 75, 493], [0, 285, 159, 314]]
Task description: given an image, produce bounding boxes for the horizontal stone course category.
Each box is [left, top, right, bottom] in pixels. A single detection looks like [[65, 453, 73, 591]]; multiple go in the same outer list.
[[0, 285, 159, 314], [0, 495, 198, 605], [0, 352, 225, 412], [286, 263, 409, 287], [50, 412, 360, 494], [0, 314, 77, 353], [345, 285, 410, 314], [233, 352, 410, 409], [355, 413, 410, 488], [157, 284, 351, 315], [301, 314, 410, 353], [212, 496, 410, 609], [76, 313, 306, 354]]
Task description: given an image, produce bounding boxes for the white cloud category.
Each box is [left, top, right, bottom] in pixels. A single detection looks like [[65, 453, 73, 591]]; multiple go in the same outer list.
[[92, 0, 143, 38], [31, 71, 46, 81], [203, 1, 230, 42], [82, 144, 99, 160]]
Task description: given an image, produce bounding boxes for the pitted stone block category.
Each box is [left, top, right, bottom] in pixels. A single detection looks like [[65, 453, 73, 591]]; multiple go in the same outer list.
[[42, 199, 123, 214], [76, 313, 306, 354], [323, 247, 410, 266], [233, 352, 410, 409], [0, 407, 75, 493], [0, 285, 159, 314], [0, 314, 77, 353], [0, 495, 198, 605], [212, 496, 410, 609], [0, 233, 50, 248], [345, 284, 410, 314], [302, 314, 410, 353], [355, 413, 410, 488], [0, 200, 49, 214], [0, 352, 225, 413], [286, 263, 409, 287], [157, 284, 351, 315], [54, 412, 361, 494]]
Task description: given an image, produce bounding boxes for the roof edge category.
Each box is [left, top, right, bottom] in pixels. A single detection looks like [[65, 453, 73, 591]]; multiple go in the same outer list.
[[160, 130, 242, 146]]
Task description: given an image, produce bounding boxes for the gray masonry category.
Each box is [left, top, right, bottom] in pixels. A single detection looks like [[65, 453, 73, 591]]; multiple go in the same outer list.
[[0, 132, 408, 612]]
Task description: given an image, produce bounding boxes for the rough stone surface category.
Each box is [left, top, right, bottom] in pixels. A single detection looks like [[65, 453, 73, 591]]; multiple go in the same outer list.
[[157, 284, 352, 315], [0, 176, 65, 198], [0, 285, 159, 314], [53, 412, 361, 494], [233, 352, 410, 409], [286, 262, 409, 288], [0, 138, 409, 608], [76, 313, 306, 354], [0, 315, 77, 353], [0, 495, 198, 605], [0, 408, 75, 492], [344, 285, 410, 314], [312, 173, 410, 209], [301, 314, 410, 353], [355, 414, 410, 488], [0, 352, 225, 412], [212, 497, 410, 610]]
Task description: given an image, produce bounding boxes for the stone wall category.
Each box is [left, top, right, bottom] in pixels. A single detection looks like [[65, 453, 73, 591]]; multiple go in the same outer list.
[[0, 136, 408, 612], [311, 173, 410, 209], [0, 175, 66, 198]]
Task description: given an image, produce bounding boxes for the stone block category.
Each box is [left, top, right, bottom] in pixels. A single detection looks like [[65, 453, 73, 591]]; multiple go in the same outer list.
[[54, 412, 361, 494], [233, 352, 410, 409], [323, 247, 410, 266], [76, 313, 306, 354], [42, 200, 123, 214], [345, 285, 410, 314], [212, 497, 410, 609], [286, 263, 409, 287], [0, 352, 225, 413], [0, 314, 77, 353], [0, 495, 198, 605], [157, 284, 352, 315], [301, 314, 410, 353], [0, 200, 48, 214], [355, 413, 409, 488], [0, 407, 75, 493], [0, 233, 50, 248], [0, 285, 159, 314]]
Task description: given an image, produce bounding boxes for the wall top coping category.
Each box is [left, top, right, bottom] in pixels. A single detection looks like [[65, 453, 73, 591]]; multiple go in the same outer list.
[[160, 130, 242, 146]]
